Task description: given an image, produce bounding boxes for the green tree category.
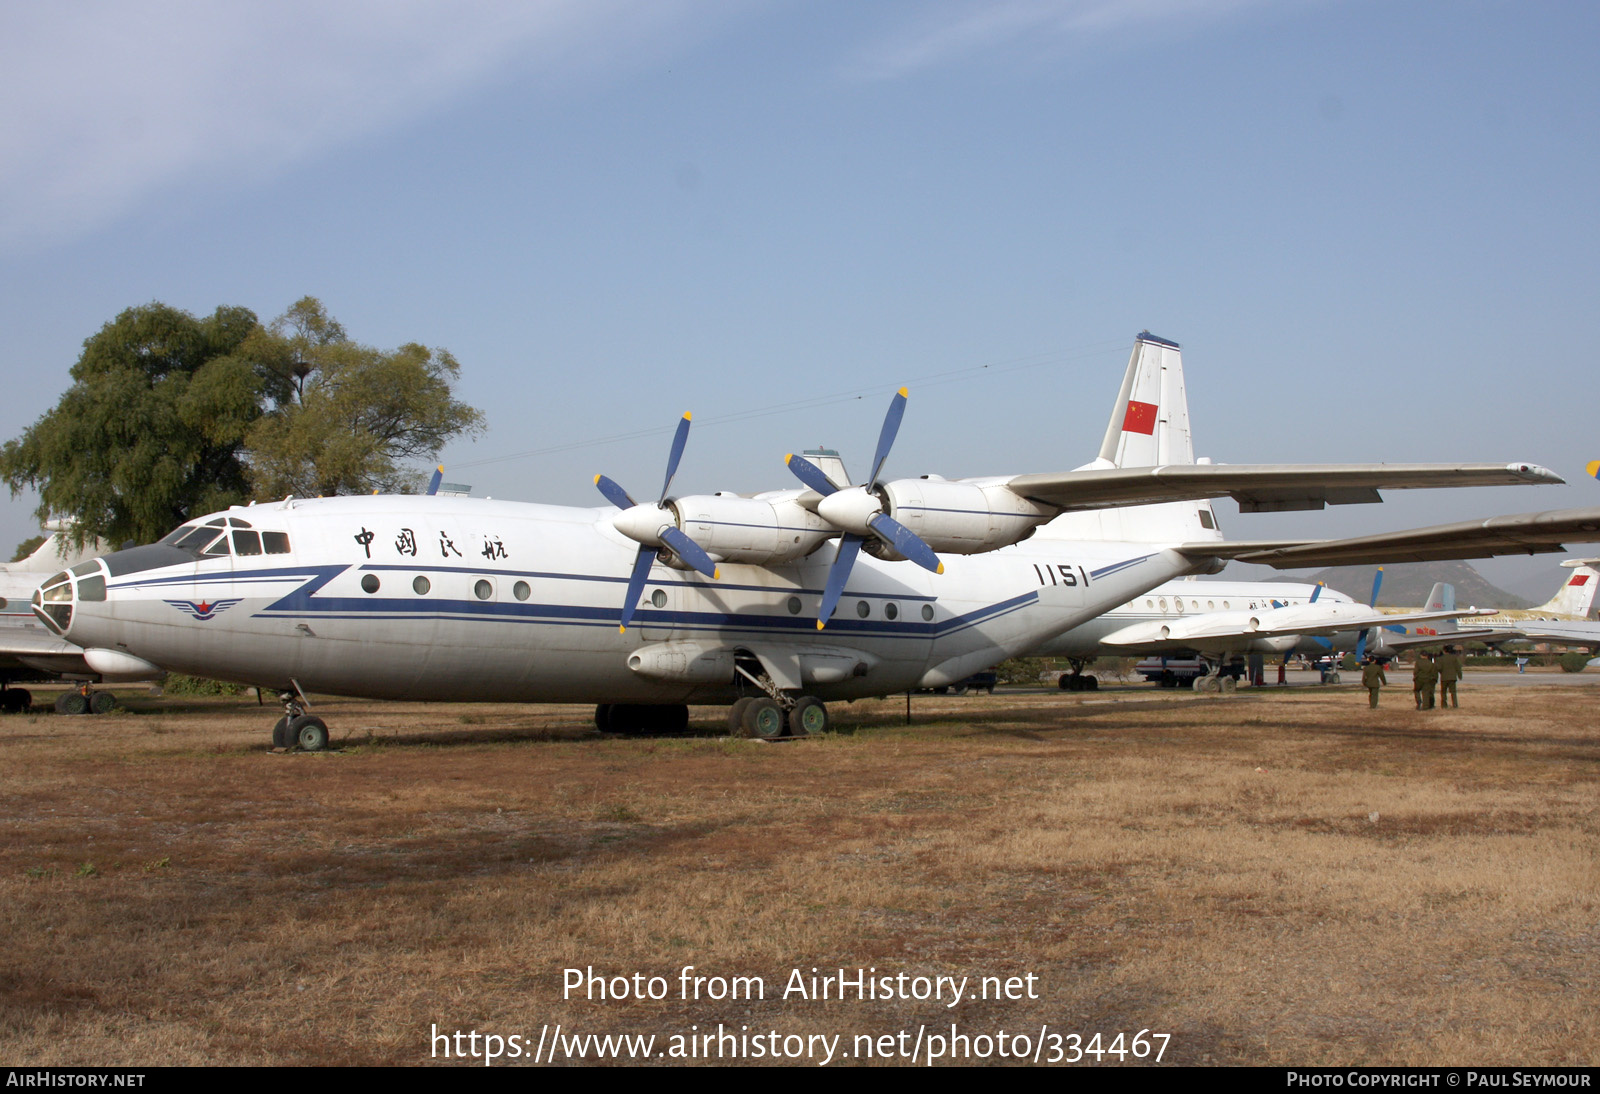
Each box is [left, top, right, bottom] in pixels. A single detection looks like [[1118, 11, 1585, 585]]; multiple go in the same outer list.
[[242, 297, 483, 497], [2, 297, 483, 545], [1, 302, 266, 546], [10, 535, 45, 562]]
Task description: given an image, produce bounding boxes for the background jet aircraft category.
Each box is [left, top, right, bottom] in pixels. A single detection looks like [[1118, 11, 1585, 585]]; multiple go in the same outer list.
[[0, 529, 157, 712], [33, 334, 1572, 750]]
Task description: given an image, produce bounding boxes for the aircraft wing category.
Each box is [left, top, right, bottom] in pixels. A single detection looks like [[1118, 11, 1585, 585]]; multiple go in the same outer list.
[[0, 624, 95, 676], [1191, 506, 1600, 568], [1100, 606, 1492, 648], [1480, 621, 1600, 650], [1005, 462, 1561, 514]]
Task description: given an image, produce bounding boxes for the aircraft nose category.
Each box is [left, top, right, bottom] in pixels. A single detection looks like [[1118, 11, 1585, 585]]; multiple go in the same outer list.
[[31, 560, 108, 637]]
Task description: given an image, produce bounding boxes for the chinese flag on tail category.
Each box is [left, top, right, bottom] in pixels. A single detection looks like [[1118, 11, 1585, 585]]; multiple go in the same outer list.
[[1122, 400, 1158, 435]]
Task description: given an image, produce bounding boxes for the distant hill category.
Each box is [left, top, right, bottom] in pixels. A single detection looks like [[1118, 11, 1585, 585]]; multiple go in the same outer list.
[[1270, 559, 1535, 609]]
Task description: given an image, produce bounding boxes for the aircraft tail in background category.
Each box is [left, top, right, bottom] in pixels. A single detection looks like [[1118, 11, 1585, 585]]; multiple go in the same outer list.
[[1531, 559, 1600, 619]]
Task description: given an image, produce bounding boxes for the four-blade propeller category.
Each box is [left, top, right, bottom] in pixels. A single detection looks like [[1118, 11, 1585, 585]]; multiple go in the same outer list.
[[783, 387, 944, 629], [595, 413, 719, 632]]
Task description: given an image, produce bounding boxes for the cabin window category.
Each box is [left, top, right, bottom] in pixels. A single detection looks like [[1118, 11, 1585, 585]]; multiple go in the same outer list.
[[1207, 600, 1215, 609], [856, 601, 871, 618], [232, 530, 262, 556], [1198, 509, 1215, 530], [787, 596, 802, 615], [413, 576, 431, 595], [361, 574, 380, 593], [885, 603, 899, 620], [474, 579, 493, 600], [921, 604, 935, 621], [263, 532, 290, 554], [1159, 598, 1167, 611], [650, 589, 667, 608], [1175, 599, 1184, 613], [514, 581, 531, 601]]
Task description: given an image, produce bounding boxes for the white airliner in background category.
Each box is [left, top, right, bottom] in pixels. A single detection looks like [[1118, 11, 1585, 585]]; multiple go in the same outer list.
[[30, 333, 1595, 750], [0, 528, 157, 712]]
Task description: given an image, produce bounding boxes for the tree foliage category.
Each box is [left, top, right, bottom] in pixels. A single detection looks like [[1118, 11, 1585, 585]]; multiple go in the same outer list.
[[244, 299, 482, 498], [1, 298, 482, 545]]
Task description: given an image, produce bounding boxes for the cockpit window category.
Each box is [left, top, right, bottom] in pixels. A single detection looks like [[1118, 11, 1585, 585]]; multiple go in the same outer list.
[[263, 532, 290, 554], [201, 534, 230, 556], [171, 527, 219, 552], [233, 530, 262, 556]]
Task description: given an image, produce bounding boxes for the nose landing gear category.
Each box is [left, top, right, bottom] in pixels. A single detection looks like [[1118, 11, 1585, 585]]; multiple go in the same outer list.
[[271, 690, 331, 752]]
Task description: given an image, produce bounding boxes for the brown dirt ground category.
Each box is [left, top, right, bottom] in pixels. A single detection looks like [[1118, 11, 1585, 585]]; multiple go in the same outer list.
[[1, 674, 1595, 1067]]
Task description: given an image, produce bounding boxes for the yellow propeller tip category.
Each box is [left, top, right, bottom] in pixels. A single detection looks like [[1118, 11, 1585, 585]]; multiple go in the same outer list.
[[936, 563, 945, 575], [784, 453, 793, 464], [712, 568, 720, 580], [618, 624, 626, 634], [816, 621, 826, 631], [683, 411, 692, 421], [593, 474, 602, 485], [898, 386, 908, 397]]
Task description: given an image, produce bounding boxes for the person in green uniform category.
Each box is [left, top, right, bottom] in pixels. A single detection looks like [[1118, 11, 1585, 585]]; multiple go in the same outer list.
[[1361, 656, 1387, 708], [1413, 651, 1438, 710], [1436, 645, 1463, 708]]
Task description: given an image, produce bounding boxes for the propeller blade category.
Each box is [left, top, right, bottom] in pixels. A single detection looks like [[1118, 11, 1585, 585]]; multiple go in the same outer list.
[[816, 535, 864, 630], [1356, 627, 1369, 661], [659, 412, 692, 502], [617, 548, 657, 632], [866, 513, 943, 575], [426, 465, 444, 496], [866, 387, 908, 489], [784, 452, 839, 497], [659, 526, 719, 580], [1310, 583, 1322, 603], [594, 474, 636, 511], [1368, 566, 1385, 608]]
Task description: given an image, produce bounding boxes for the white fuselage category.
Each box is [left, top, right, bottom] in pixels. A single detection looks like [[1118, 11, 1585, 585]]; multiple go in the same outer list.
[[54, 495, 1209, 704]]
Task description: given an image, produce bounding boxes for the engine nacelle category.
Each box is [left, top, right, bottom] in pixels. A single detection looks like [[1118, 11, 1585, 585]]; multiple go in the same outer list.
[[672, 493, 834, 565], [878, 477, 1053, 555], [627, 642, 736, 685]]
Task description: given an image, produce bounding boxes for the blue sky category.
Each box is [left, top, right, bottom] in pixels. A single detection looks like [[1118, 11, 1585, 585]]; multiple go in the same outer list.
[[1, 0, 1595, 594]]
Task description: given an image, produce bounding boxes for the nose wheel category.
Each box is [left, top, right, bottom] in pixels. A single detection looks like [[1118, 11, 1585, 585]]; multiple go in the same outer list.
[[272, 692, 331, 752]]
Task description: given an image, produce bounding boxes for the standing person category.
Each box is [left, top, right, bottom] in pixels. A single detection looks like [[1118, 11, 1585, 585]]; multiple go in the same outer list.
[[1413, 651, 1438, 710], [1437, 645, 1463, 708], [1361, 656, 1387, 708]]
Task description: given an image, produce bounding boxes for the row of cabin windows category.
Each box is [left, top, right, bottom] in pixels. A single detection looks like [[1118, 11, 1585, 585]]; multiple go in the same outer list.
[[360, 574, 533, 601], [1133, 598, 1291, 612]]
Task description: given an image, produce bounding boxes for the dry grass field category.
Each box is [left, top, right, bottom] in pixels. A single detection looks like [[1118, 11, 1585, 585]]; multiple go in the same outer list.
[[1, 675, 1595, 1067]]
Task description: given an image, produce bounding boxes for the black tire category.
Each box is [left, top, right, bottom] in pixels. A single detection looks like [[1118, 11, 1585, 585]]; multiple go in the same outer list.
[[1083, 677, 1098, 691], [788, 696, 828, 736], [657, 704, 689, 734], [727, 697, 755, 736], [742, 697, 786, 740], [606, 705, 642, 734], [1058, 674, 1073, 691], [292, 715, 330, 752], [89, 691, 115, 715], [271, 716, 293, 748], [594, 704, 613, 732], [1, 689, 29, 713], [59, 692, 90, 716]]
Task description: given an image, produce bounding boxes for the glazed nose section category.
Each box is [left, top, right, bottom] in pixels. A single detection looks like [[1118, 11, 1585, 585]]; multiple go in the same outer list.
[[31, 560, 108, 636]]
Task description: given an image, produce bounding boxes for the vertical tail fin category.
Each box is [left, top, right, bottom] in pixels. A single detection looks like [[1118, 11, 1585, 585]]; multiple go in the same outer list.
[[1097, 332, 1195, 468], [1423, 582, 1457, 632], [1044, 331, 1217, 545], [1533, 559, 1600, 619]]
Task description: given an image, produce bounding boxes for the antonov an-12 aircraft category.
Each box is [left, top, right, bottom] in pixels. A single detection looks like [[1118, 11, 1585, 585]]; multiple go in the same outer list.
[[30, 334, 1585, 750]]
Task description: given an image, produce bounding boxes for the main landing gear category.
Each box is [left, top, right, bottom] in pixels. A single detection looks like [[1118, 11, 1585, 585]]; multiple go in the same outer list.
[[1057, 660, 1100, 692], [1, 685, 33, 713], [724, 694, 828, 740], [271, 690, 330, 752], [52, 683, 114, 715]]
